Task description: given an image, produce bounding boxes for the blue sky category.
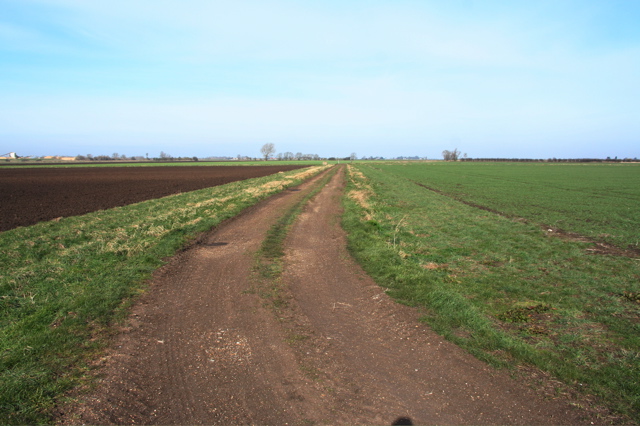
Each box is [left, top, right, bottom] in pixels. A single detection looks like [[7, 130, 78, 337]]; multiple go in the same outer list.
[[1, 0, 639, 159]]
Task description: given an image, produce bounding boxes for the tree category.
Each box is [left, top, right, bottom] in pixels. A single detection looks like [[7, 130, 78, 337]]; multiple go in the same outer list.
[[350, 152, 357, 162], [260, 143, 276, 160], [442, 148, 461, 161]]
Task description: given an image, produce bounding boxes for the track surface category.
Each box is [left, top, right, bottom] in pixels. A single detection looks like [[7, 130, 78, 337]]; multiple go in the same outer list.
[[60, 166, 596, 425], [0, 165, 304, 231]]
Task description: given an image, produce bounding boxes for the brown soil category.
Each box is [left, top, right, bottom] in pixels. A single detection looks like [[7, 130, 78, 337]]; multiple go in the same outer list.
[[58, 166, 602, 425], [0, 165, 304, 232]]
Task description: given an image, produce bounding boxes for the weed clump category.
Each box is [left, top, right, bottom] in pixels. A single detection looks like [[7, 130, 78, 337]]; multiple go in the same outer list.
[[497, 304, 552, 323], [622, 291, 640, 303]]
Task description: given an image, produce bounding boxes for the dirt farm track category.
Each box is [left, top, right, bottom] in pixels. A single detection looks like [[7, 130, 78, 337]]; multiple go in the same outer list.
[[0, 165, 304, 232], [56, 167, 599, 425], [2, 165, 608, 424]]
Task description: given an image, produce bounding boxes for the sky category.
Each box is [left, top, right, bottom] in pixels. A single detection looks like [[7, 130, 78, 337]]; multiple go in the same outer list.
[[1, 0, 639, 159]]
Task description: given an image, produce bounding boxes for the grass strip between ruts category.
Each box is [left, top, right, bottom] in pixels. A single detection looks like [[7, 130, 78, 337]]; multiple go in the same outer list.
[[254, 166, 339, 302]]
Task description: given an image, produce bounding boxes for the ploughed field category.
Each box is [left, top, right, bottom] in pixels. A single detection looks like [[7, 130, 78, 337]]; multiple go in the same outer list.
[[0, 165, 305, 232]]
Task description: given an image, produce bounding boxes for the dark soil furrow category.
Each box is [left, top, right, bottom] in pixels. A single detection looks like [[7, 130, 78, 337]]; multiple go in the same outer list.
[[0, 165, 305, 231]]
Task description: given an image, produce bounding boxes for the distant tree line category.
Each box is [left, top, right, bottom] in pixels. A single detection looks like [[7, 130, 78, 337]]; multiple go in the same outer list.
[[393, 156, 426, 160], [275, 152, 321, 161], [75, 154, 145, 161], [460, 157, 638, 163], [75, 152, 199, 162], [440, 148, 638, 163], [259, 144, 352, 161]]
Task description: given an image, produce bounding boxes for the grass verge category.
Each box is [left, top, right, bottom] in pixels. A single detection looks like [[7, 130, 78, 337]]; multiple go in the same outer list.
[[342, 164, 640, 422], [0, 165, 328, 424]]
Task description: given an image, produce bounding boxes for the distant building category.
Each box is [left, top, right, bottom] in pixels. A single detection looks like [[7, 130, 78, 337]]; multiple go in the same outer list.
[[1, 153, 77, 161]]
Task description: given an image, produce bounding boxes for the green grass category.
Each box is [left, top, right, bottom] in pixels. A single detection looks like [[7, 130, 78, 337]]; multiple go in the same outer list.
[[373, 161, 640, 252], [0, 165, 327, 424], [342, 163, 640, 421]]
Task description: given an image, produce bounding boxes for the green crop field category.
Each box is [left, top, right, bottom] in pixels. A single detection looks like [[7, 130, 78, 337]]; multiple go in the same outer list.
[[342, 162, 640, 421], [374, 161, 640, 251], [0, 165, 327, 424]]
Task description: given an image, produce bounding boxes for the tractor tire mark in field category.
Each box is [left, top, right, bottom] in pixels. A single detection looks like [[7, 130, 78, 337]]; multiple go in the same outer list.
[[408, 179, 638, 258], [60, 166, 597, 425]]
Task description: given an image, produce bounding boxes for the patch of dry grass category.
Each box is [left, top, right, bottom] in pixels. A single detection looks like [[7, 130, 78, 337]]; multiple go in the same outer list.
[[346, 165, 374, 220]]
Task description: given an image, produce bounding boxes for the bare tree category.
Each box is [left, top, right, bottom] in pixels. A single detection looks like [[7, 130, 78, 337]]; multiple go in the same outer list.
[[350, 152, 357, 162], [260, 143, 276, 160], [442, 148, 461, 161]]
